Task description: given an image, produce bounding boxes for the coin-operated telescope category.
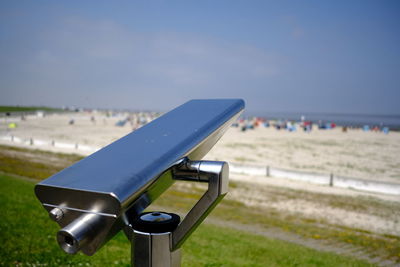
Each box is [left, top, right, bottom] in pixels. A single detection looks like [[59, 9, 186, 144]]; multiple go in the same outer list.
[[35, 99, 244, 266]]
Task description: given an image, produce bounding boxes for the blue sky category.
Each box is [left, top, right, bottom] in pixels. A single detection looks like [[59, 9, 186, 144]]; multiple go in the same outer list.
[[1, 1, 399, 114]]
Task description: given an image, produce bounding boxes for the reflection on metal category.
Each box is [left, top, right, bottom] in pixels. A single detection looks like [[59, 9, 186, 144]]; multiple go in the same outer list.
[[56, 213, 104, 255], [140, 212, 172, 222], [49, 207, 64, 222], [34, 99, 244, 264], [130, 230, 181, 267]]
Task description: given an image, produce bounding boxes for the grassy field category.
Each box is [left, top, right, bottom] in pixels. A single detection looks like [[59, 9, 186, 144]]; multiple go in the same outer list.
[[0, 145, 83, 179], [0, 173, 372, 266], [0, 106, 62, 113], [152, 181, 400, 263], [1, 144, 397, 266]]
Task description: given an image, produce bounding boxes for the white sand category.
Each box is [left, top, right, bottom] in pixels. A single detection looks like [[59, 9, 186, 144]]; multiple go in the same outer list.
[[1, 112, 399, 183], [228, 174, 400, 235], [207, 126, 400, 183]]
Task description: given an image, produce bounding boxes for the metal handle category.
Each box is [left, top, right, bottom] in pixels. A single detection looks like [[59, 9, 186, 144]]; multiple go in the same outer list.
[[125, 158, 229, 266], [171, 159, 229, 250]]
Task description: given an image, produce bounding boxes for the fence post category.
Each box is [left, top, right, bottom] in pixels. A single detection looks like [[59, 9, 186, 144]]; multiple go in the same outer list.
[[329, 173, 334, 186], [266, 166, 270, 177]]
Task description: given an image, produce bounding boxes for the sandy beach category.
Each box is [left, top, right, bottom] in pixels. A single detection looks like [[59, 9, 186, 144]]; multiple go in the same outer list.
[[1, 112, 399, 183], [208, 125, 400, 183]]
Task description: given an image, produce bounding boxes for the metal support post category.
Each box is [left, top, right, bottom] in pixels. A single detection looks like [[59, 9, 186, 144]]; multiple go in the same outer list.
[[124, 212, 181, 267]]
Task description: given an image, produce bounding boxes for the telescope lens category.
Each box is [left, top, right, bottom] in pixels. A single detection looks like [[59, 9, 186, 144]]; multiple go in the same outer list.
[[64, 235, 75, 247], [57, 231, 79, 254]]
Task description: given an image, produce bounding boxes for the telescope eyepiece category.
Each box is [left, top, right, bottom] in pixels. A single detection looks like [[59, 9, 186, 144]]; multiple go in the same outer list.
[[64, 235, 75, 246], [57, 213, 103, 254], [57, 230, 80, 254]]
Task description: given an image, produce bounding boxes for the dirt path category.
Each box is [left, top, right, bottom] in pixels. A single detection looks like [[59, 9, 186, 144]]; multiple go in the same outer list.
[[0, 146, 80, 168], [228, 174, 400, 236]]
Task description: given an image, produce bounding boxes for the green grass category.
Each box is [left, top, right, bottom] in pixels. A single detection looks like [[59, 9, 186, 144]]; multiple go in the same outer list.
[[0, 145, 397, 265], [0, 174, 373, 266], [0, 106, 62, 113], [152, 182, 400, 262]]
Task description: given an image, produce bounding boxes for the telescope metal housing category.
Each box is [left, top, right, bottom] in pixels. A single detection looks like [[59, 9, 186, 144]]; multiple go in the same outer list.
[[35, 99, 244, 255]]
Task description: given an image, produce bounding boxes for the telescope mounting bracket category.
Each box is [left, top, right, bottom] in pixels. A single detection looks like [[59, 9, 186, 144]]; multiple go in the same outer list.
[[124, 158, 229, 267]]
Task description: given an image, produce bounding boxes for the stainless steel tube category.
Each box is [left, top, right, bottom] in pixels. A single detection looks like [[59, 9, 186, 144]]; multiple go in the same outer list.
[[57, 213, 103, 254]]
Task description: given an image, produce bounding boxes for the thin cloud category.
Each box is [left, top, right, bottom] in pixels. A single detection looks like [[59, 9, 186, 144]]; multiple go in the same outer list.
[[1, 16, 282, 109]]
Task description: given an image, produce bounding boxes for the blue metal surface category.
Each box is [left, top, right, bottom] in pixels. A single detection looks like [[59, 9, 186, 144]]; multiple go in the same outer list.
[[37, 99, 243, 203], [34, 99, 244, 255]]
